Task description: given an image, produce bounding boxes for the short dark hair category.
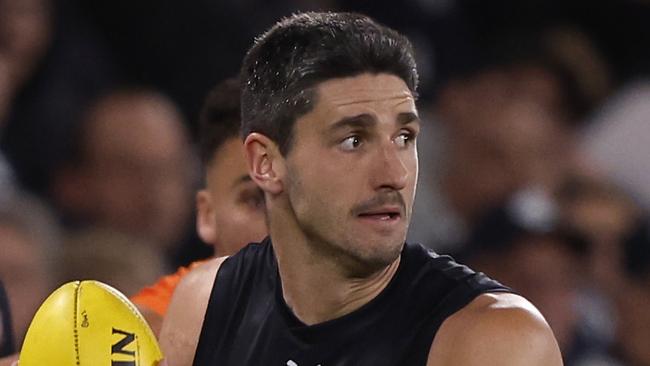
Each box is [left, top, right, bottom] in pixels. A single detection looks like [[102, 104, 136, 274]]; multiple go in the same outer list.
[[198, 78, 242, 165], [240, 12, 418, 155]]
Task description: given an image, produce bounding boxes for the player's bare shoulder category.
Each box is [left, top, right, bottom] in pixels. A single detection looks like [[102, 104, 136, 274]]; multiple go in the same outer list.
[[184, 257, 227, 289], [428, 292, 563, 366], [159, 256, 228, 366]]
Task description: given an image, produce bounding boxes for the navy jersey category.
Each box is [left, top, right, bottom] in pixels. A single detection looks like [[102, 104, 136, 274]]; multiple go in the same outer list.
[[194, 238, 509, 365]]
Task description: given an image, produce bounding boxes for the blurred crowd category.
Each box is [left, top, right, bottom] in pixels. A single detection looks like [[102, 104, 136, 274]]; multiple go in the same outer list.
[[2, 0, 650, 365]]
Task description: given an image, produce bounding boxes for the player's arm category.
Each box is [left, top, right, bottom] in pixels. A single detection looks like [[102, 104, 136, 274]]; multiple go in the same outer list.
[[159, 257, 226, 366], [138, 305, 163, 337], [427, 293, 563, 366]]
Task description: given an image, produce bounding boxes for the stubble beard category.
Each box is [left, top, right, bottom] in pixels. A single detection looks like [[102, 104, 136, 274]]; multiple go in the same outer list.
[[302, 219, 405, 278], [286, 173, 406, 278]]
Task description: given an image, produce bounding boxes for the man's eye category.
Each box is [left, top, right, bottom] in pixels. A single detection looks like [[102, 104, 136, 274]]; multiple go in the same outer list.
[[241, 190, 265, 210], [394, 132, 414, 148], [340, 135, 362, 151]]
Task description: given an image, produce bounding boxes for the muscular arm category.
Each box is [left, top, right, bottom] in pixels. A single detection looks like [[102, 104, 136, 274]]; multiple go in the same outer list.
[[428, 293, 563, 366], [159, 257, 226, 366]]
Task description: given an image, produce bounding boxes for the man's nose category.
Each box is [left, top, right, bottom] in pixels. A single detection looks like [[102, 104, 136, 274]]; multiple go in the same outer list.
[[369, 144, 409, 191]]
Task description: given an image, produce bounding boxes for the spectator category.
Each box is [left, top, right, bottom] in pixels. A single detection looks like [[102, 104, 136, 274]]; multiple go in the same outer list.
[[51, 88, 197, 252]]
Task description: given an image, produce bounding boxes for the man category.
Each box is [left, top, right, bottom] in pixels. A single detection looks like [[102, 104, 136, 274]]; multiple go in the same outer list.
[[132, 78, 267, 332], [160, 12, 562, 365], [52, 89, 195, 251], [192, 78, 267, 258]]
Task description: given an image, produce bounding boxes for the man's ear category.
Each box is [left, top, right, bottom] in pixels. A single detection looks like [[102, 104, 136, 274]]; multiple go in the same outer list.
[[196, 190, 218, 246], [244, 133, 284, 195]]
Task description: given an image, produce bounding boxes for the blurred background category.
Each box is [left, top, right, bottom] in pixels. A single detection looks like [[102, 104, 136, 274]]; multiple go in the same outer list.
[[2, 0, 650, 364]]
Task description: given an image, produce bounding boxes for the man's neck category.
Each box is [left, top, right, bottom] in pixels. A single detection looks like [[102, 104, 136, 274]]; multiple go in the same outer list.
[[271, 227, 401, 326]]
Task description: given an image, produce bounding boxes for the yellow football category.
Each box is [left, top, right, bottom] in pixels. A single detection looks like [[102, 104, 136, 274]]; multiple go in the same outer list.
[[19, 280, 163, 365]]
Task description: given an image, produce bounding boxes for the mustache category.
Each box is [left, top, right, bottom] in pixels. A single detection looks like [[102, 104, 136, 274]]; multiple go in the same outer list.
[[351, 191, 406, 216]]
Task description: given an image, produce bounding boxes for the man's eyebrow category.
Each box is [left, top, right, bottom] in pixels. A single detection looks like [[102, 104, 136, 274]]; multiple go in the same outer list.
[[328, 112, 419, 133], [328, 114, 376, 131], [397, 112, 420, 125], [232, 174, 253, 188]]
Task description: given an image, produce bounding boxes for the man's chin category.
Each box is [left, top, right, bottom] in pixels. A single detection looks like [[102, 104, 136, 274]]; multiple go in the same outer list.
[[344, 240, 404, 278]]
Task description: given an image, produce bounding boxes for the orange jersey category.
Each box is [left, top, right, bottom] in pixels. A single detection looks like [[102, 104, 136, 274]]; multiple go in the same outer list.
[[131, 260, 208, 316]]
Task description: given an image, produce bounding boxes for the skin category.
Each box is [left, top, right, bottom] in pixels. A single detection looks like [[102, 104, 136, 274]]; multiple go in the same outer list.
[[160, 258, 225, 366], [428, 293, 562, 365], [160, 73, 562, 365]]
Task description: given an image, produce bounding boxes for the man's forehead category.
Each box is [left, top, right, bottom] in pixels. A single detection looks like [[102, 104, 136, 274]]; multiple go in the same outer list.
[[317, 73, 413, 98], [210, 138, 245, 163], [313, 73, 417, 115]]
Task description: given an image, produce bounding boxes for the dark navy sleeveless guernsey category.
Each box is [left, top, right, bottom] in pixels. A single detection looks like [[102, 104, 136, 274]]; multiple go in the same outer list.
[[193, 238, 509, 366]]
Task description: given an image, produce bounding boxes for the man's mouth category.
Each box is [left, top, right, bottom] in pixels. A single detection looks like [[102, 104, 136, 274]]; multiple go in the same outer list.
[[357, 207, 402, 221], [351, 192, 407, 226]]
